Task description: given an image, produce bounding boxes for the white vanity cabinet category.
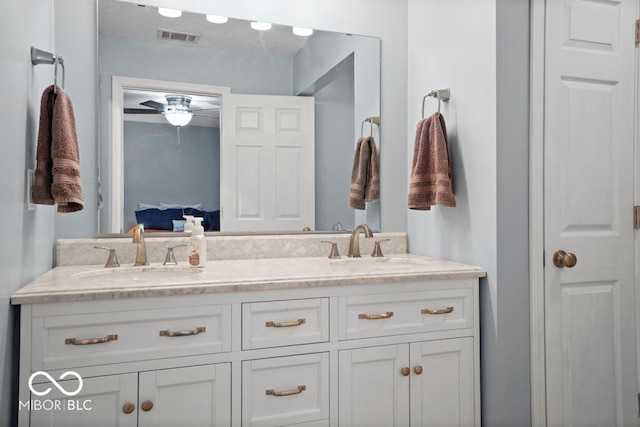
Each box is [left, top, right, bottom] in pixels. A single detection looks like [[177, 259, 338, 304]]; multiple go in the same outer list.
[[15, 268, 481, 427]]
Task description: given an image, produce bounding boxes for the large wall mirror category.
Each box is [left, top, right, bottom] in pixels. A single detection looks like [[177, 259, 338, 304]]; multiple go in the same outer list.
[[98, 0, 381, 234]]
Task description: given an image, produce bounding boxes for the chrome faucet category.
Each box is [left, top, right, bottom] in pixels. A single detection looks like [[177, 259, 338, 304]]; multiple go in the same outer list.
[[348, 224, 373, 257], [132, 224, 149, 266]]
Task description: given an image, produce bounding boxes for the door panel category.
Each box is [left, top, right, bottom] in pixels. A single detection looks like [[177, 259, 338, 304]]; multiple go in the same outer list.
[[221, 94, 315, 232], [409, 338, 474, 427], [338, 344, 410, 426], [543, 0, 637, 425], [138, 364, 231, 427], [30, 373, 137, 427]]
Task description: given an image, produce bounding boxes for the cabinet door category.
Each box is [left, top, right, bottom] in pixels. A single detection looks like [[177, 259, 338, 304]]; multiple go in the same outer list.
[[138, 364, 231, 427], [338, 345, 410, 427], [29, 373, 138, 427], [409, 338, 474, 427]]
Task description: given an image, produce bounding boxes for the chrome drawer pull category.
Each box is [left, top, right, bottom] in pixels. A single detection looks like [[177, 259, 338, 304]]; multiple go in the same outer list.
[[65, 334, 118, 345], [266, 385, 306, 396], [358, 311, 394, 320], [421, 307, 454, 315], [265, 319, 306, 328], [159, 327, 206, 337]]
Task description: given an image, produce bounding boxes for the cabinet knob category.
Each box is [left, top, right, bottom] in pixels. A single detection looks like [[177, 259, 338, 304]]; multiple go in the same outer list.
[[141, 400, 154, 412], [122, 402, 135, 414], [414, 365, 423, 375], [401, 367, 410, 376]]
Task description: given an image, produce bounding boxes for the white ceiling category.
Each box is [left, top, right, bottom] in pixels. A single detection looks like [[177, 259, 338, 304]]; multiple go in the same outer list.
[[99, 0, 314, 57]]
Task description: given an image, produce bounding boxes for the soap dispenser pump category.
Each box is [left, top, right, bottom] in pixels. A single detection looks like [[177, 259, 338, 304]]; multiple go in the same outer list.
[[188, 217, 206, 267], [183, 215, 195, 233]]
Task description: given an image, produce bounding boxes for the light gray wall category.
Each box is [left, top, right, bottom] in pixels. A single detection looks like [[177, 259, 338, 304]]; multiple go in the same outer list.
[[53, 0, 98, 240], [0, 1, 56, 425], [313, 60, 355, 231], [495, 0, 531, 425], [294, 31, 381, 229], [123, 122, 220, 231], [123, 0, 408, 233], [407, 0, 531, 426], [100, 34, 295, 96]]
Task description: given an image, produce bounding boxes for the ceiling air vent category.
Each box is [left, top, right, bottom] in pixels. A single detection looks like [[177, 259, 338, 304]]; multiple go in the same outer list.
[[157, 29, 200, 43]]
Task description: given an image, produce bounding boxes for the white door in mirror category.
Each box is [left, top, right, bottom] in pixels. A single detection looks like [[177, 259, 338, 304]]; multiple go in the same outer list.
[[221, 94, 315, 232]]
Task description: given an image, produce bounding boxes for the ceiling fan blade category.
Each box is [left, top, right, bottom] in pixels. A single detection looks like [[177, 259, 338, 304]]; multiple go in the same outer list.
[[192, 106, 221, 111], [124, 108, 164, 114], [192, 113, 220, 119], [140, 100, 167, 111]]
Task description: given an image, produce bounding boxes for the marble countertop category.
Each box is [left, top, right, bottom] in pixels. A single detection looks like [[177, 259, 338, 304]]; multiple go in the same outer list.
[[11, 254, 486, 304]]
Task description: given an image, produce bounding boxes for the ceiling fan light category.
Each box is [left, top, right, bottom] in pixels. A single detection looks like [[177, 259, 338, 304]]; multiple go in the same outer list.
[[250, 21, 272, 31], [206, 15, 228, 24], [164, 111, 193, 127], [293, 27, 313, 37], [158, 7, 182, 18]]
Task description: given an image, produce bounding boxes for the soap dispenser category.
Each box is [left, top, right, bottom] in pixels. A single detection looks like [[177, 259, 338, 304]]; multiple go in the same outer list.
[[188, 217, 206, 268], [183, 215, 195, 233]]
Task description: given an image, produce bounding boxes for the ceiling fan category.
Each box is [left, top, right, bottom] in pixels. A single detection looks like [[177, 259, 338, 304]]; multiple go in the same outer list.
[[124, 94, 219, 127]]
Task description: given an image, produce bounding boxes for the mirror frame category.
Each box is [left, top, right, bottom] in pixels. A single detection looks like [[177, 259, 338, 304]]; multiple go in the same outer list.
[[110, 76, 230, 233]]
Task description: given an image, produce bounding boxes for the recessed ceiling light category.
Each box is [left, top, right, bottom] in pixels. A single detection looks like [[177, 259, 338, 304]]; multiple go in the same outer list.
[[250, 21, 272, 31], [293, 27, 313, 37], [206, 15, 228, 24], [158, 7, 181, 18]]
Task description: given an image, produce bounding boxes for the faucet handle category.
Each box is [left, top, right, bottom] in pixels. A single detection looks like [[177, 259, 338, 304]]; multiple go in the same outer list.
[[321, 241, 341, 259], [371, 239, 391, 258], [164, 245, 188, 265], [94, 246, 120, 268]]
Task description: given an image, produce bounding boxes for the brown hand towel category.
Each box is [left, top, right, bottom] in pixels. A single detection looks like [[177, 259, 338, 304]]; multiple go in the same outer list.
[[32, 85, 84, 212], [408, 112, 455, 210], [349, 136, 379, 210], [364, 137, 379, 203]]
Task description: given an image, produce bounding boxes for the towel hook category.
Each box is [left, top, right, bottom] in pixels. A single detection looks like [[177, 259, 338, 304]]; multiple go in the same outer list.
[[53, 57, 65, 93], [360, 116, 380, 137], [54, 57, 59, 94], [421, 88, 450, 118], [31, 47, 65, 93]]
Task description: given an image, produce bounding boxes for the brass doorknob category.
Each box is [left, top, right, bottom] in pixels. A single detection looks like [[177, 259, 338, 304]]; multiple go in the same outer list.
[[141, 400, 154, 412], [414, 365, 423, 375], [401, 367, 410, 376], [122, 402, 135, 414], [553, 250, 577, 268]]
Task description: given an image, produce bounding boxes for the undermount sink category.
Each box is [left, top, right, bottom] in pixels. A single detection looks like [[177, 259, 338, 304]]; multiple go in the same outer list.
[[329, 256, 430, 272], [72, 266, 203, 283]]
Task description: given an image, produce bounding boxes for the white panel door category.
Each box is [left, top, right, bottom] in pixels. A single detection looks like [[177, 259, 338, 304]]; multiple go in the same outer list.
[[543, 0, 637, 426], [338, 345, 410, 427], [30, 373, 138, 427], [409, 338, 474, 427], [138, 364, 231, 427], [221, 93, 315, 232]]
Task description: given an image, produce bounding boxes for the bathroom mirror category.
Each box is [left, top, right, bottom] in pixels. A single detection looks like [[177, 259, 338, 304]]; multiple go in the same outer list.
[[98, 0, 381, 234]]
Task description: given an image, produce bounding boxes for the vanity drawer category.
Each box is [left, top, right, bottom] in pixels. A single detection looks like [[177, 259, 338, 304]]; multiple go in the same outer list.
[[242, 353, 329, 427], [32, 305, 231, 370], [242, 298, 329, 350], [339, 288, 472, 340]]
